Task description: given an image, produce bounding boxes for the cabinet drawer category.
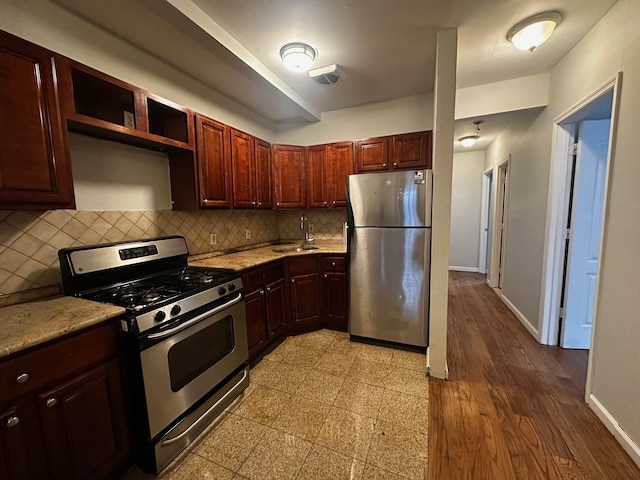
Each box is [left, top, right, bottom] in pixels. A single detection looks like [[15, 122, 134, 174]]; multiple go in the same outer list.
[[0, 321, 119, 405], [242, 262, 284, 291], [323, 256, 346, 272], [287, 257, 318, 275]]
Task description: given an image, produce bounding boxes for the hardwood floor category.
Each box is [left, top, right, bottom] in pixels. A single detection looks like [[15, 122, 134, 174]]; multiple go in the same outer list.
[[429, 271, 640, 480]]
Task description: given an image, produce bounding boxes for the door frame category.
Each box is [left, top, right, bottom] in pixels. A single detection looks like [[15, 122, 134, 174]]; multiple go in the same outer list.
[[539, 72, 621, 397], [478, 166, 493, 275], [487, 155, 510, 289]]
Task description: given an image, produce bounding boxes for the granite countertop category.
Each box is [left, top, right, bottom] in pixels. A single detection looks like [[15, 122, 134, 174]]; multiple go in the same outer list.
[[0, 297, 125, 359], [189, 241, 347, 271]]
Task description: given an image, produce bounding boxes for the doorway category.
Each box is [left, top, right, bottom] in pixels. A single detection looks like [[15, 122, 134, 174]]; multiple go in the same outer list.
[[478, 167, 493, 275], [487, 156, 510, 289], [539, 73, 621, 370]]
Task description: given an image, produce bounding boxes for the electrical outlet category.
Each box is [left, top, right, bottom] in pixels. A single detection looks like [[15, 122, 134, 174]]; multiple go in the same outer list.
[[210, 233, 217, 245], [245, 228, 251, 240], [309, 223, 314, 233]]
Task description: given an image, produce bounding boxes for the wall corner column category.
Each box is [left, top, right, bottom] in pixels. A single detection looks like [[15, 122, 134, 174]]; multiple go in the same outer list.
[[428, 28, 457, 379]]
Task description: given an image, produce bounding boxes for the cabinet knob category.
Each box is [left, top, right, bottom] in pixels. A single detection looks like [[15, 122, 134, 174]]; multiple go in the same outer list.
[[16, 373, 29, 384], [331, 262, 336, 267], [291, 278, 295, 283], [252, 201, 256, 206], [393, 162, 398, 167], [276, 202, 280, 209], [382, 163, 387, 168], [324, 274, 328, 278], [258, 202, 262, 207], [6, 416, 19, 428], [266, 286, 272, 292], [332, 200, 336, 206], [324, 201, 328, 208], [46, 398, 58, 408], [260, 289, 265, 295]]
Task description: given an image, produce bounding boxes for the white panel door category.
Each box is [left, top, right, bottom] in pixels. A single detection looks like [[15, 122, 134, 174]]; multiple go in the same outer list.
[[561, 119, 610, 349]]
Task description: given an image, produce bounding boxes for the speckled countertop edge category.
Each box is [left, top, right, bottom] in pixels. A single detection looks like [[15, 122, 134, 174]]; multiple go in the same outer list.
[[0, 297, 125, 359], [189, 241, 347, 271]]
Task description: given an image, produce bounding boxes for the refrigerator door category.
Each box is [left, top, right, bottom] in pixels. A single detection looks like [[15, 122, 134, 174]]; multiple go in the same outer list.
[[348, 170, 432, 227], [349, 227, 430, 347]]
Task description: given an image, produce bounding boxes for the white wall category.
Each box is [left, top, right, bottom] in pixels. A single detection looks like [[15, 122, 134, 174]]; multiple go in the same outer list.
[[70, 134, 172, 211], [275, 93, 434, 146], [449, 151, 484, 271], [547, 0, 640, 459], [484, 108, 549, 332]]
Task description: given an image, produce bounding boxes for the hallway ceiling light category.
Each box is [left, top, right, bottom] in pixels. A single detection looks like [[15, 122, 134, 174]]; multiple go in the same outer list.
[[280, 42, 317, 72], [459, 135, 480, 148], [507, 11, 562, 52]]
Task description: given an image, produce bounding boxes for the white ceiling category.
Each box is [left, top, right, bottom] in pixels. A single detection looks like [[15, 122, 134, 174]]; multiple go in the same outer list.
[[54, 0, 616, 127]]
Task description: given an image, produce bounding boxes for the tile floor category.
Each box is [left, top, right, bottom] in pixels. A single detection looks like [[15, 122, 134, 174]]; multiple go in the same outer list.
[[120, 329, 429, 480]]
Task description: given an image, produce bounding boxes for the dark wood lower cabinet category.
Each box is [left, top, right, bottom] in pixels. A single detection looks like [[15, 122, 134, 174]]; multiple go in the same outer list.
[[0, 321, 130, 480], [245, 288, 268, 359], [37, 360, 129, 480], [323, 271, 348, 331], [264, 279, 286, 339]]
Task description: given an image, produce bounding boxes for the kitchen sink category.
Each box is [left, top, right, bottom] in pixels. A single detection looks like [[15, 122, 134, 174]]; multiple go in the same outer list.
[[272, 245, 319, 253]]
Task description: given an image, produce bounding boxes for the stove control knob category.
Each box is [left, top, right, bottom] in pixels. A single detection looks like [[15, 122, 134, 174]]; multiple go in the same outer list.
[[218, 286, 227, 295], [154, 311, 166, 322], [171, 304, 181, 316], [228, 283, 236, 292]]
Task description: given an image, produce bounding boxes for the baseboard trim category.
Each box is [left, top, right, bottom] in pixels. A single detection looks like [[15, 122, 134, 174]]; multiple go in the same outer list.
[[448, 266, 479, 272], [500, 294, 540, 341], [588, 393, 640, 469]]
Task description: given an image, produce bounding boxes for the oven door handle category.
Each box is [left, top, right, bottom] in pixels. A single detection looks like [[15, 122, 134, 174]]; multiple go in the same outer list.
[[160, 368, 248, 447], [147, 292, 243, 340]]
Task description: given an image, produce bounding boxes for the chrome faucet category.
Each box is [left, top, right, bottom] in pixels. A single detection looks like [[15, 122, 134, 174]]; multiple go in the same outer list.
[[300, 213, 315, 246]]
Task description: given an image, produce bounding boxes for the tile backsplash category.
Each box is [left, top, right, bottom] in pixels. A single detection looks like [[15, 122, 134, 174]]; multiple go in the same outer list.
[[0, 209, 346, 299]]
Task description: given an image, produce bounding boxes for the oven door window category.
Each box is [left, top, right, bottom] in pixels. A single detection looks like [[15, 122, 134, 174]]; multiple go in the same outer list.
[[167, 314, 235, 392]]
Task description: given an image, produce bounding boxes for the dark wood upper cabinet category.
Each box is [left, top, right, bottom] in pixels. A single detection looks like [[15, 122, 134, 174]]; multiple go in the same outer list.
[[254, 139, 273, 209], [231, 129, 272, 209], [0, 31, 75, 210], [231, 129, 254, 208], [307, 145, 329, 208], [196, 114, 232, 208], [329, 141, 354, 208], [355, 136, 388, 173], [272, 145, 306, 209], [58, 59, 195, 153], [391, 131, 432, 169]]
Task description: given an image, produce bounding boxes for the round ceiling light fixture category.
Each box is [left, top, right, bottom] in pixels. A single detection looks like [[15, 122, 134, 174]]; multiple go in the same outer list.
[[459, 135, 480, 148], [280, 42, 317, 72], [506, 11, 562, 52]]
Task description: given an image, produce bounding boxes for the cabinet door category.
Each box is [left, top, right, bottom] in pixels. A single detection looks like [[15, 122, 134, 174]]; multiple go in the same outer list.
[[330, 142, 354, 208], [272, 145, 306, 209], [254, 139, 273, 209], [307, 145, 329, 208], [289, 273, 321, 325], [265, 278, 286, 339], [245, 288, 268, 359], [196, 114, 232, 208], [0, 32, 74, 209], [0, 401, 48, 480], [391, 131, 432, 170], [37, 360, 129, 480], [323, 272, 348, 331], [355, 137, 388, 173], [231, 129, 255, 208]]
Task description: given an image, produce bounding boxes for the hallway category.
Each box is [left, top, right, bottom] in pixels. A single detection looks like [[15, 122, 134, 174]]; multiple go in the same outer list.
[[429, 272, 640, 479]]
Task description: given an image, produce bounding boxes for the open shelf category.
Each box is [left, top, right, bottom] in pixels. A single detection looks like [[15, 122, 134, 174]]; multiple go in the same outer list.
[[147, 98, 189, 143]]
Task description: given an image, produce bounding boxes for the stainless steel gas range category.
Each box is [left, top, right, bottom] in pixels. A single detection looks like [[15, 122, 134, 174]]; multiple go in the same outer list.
[[58, 236, 249, 474]]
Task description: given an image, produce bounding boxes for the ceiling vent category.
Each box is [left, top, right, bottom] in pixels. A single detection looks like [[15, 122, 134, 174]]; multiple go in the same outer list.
[[309, 64, 344, 85]]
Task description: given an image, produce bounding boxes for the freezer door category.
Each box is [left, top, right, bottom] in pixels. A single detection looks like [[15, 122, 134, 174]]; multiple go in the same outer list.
[[348, 170, 432, 227], [348, 227, 430, 347]]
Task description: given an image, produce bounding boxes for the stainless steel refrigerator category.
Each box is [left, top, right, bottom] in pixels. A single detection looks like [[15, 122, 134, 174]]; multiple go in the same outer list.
[[346, 169, 432, 347]]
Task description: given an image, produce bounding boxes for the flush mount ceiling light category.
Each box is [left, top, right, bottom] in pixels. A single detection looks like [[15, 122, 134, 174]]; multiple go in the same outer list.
[[507, 11, 562, 52], [280, 42, 317, 72], [459, 136, 479, 148], [459, 120, 483, 148]]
